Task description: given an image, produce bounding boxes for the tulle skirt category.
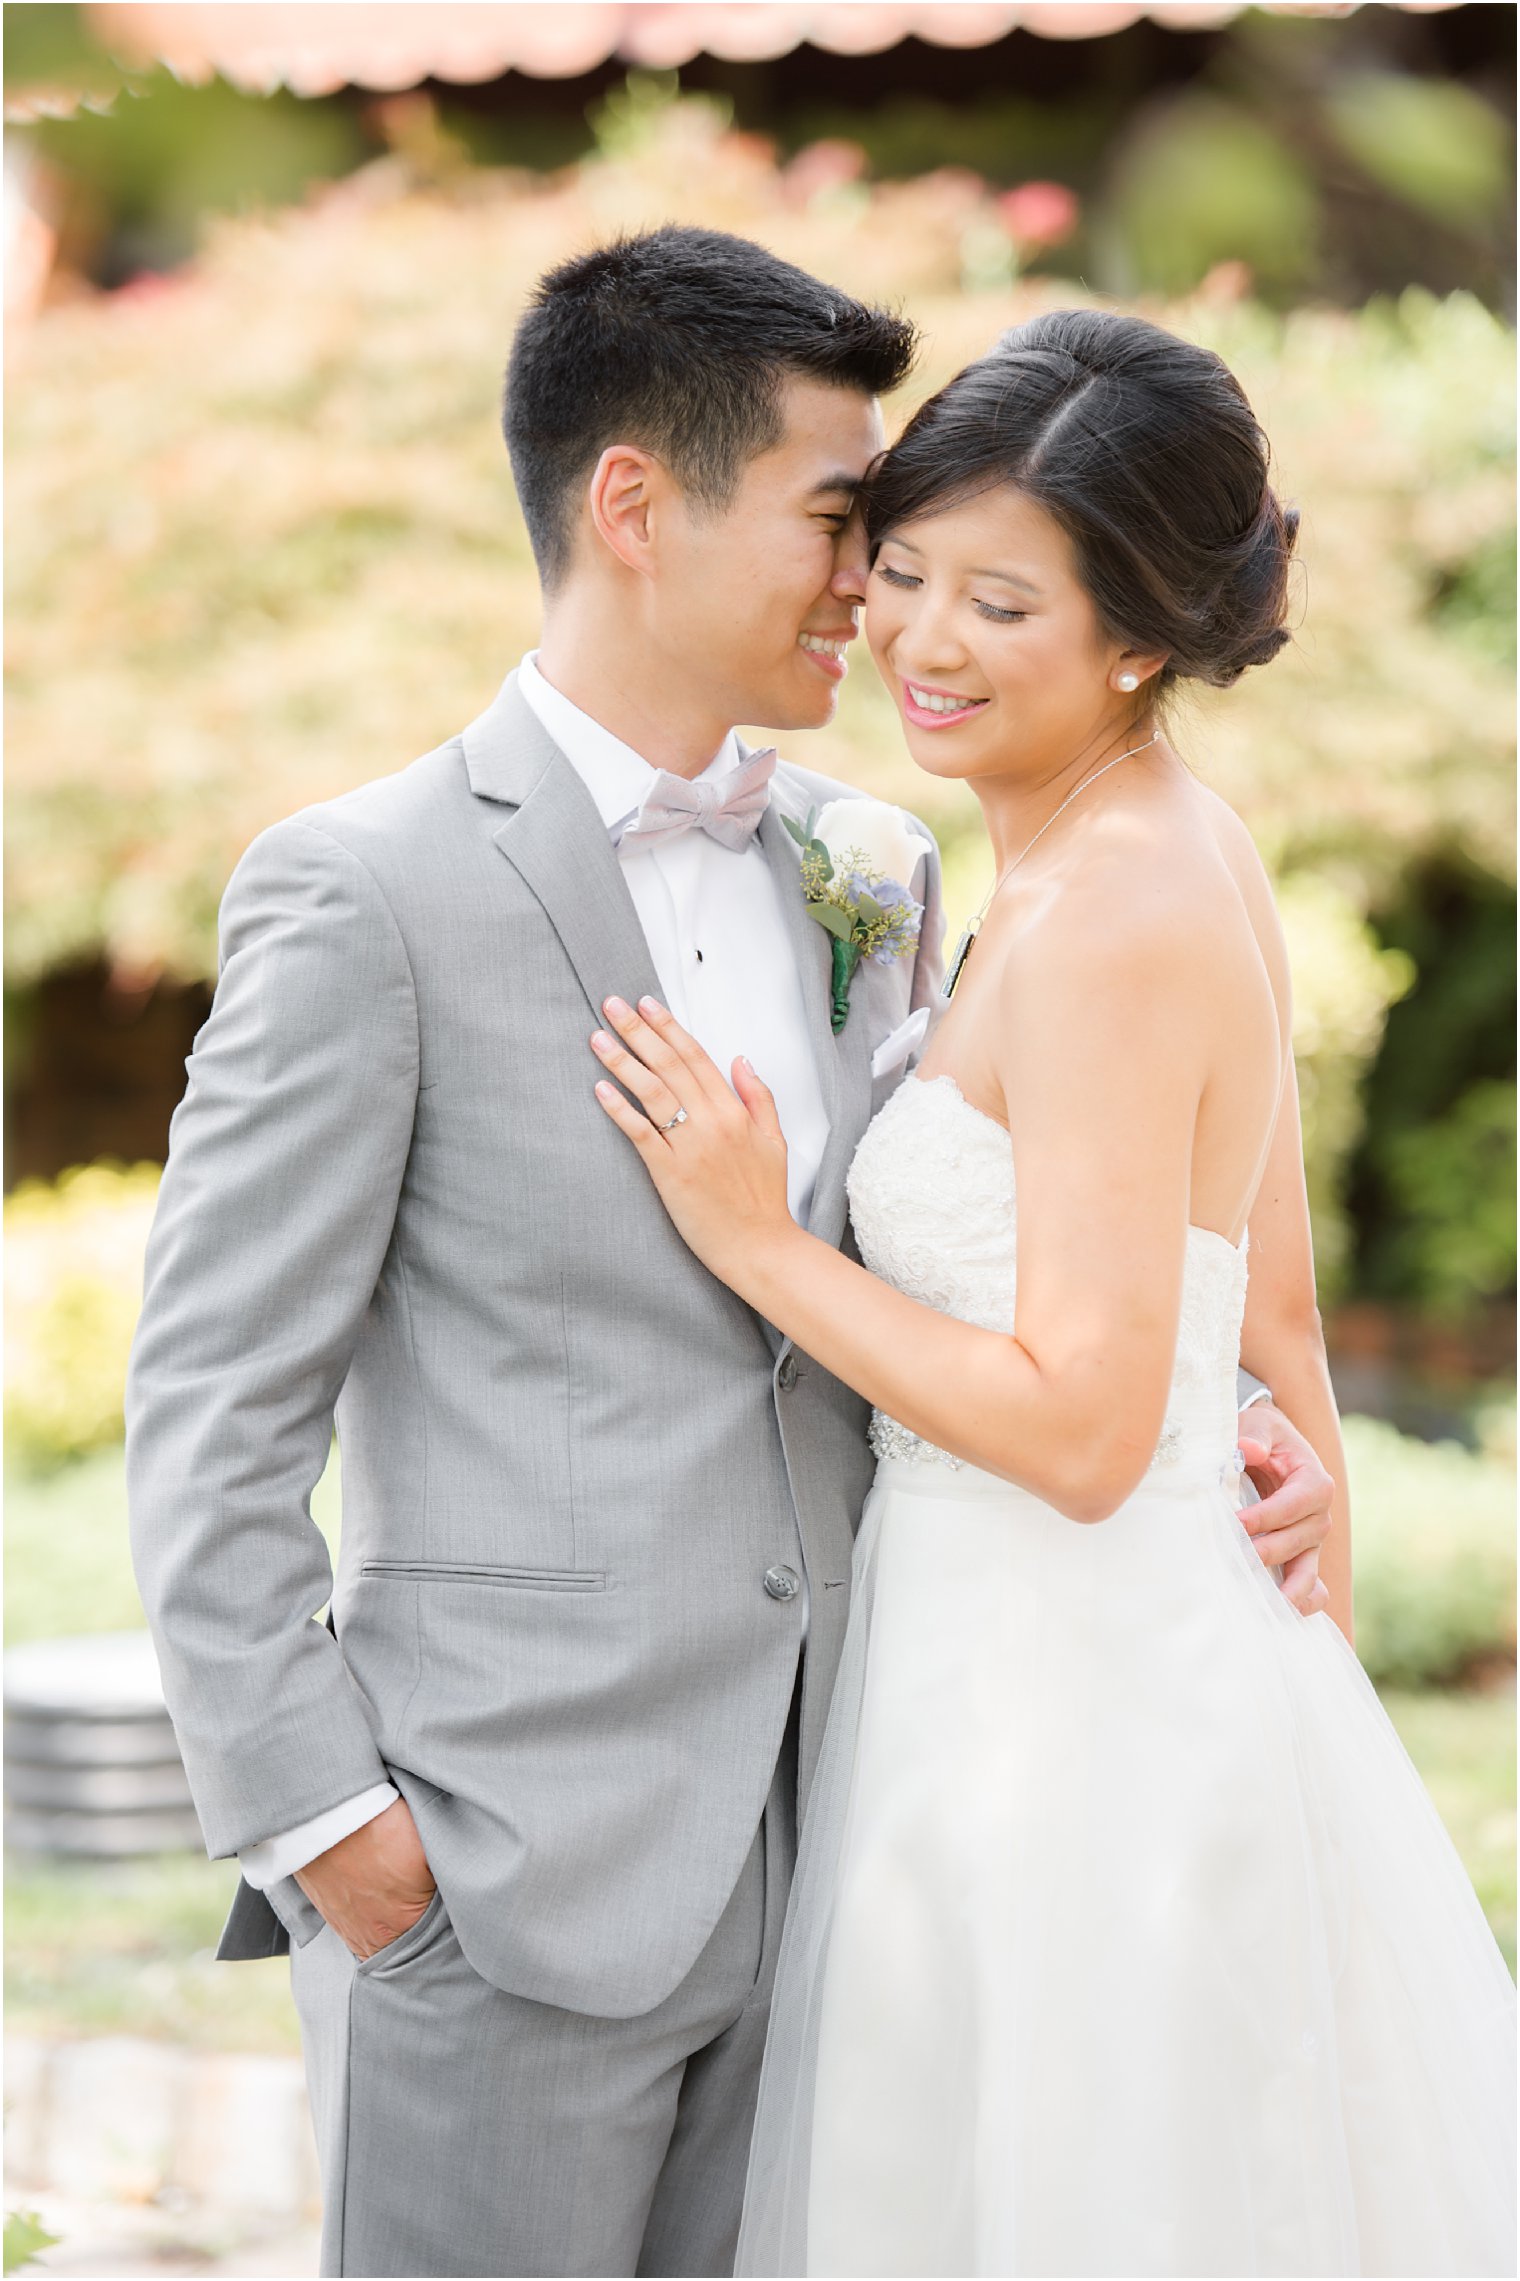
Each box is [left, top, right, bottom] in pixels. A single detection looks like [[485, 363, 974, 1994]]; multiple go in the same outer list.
[[737, 1451, 1516, 2278]]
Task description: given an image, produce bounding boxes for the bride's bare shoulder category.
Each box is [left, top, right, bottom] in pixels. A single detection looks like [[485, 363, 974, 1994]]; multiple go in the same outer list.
[[1189, 780, 1293, 988], [1193, 780, 1277, 892], [1004, 773, 1274, 1011]]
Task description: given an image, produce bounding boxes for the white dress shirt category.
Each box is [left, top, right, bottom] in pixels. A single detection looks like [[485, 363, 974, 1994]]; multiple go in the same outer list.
[[517, 652, 831, 1222], [239, 655, 831, 1891]]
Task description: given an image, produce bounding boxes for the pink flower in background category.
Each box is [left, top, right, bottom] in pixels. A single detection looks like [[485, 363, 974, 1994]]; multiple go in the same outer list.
[[783, 139, 867, 207], [997, 180, 1080, 251]]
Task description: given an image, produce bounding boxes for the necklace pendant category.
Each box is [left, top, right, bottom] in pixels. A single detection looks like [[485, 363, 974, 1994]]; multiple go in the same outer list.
[[943, 917, 980, 1002]]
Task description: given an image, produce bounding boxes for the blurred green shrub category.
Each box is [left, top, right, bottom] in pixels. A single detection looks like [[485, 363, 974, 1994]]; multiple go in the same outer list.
[[1377, 1080, 1517, 1318], [1277, 875, 1414, 1291], [4, 1161, 160, 1470], [1347, 1412, 1516, 1689], [1350, 856, 1516, 1321], [3, 1429, 340, 1646]]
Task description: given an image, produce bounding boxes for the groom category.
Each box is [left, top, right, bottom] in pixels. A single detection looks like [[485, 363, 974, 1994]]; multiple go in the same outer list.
[[127, 227, 1334, 2279]]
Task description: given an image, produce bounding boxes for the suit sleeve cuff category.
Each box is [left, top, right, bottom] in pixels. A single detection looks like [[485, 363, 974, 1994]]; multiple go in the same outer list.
[[237, 1781, 400, 1890]]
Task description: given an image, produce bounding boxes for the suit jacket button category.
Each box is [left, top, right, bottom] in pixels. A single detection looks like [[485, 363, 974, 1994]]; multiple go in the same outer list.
[[777, 1356, 799, 1392], [764, 1565, 801, 1602]]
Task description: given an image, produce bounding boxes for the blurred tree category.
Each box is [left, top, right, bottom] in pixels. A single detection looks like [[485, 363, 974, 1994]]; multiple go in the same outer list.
[[1196, 7, 1516, 310], [1326, 70, 1512, 236], [25, 68, 371, 285], [2, 1, 127, 110], [1275, 875, 1416, 1293], [1351, 858, 1517, 1318], [1379, 1082, 1516, 1318], [6, 9, 1513, 312], [1098, 95, 1323, 300], [4, 93, 1513, 1327]]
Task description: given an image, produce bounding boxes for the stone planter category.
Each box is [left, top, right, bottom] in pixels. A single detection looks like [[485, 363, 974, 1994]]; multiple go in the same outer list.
[[4, 1632, 201, 1856]]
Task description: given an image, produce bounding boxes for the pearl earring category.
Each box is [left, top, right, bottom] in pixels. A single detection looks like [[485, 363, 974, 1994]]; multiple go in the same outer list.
[[1116, 671, 1140, 691]]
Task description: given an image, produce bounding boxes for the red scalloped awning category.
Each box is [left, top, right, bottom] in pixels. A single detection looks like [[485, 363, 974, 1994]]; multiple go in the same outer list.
[[85, 2, 1464, 98]]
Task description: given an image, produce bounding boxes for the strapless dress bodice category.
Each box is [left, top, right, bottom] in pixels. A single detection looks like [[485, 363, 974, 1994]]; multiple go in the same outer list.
[[845, 1073, 1249, 1476]]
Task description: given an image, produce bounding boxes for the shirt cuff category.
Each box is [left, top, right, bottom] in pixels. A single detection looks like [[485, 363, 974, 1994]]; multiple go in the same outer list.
[[237, 1781, 400, 1890], [1239, 1384, 1273, 1410]]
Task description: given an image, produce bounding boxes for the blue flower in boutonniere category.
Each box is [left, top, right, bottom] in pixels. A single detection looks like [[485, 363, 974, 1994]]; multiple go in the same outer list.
[[783, 798, 924, 1034]]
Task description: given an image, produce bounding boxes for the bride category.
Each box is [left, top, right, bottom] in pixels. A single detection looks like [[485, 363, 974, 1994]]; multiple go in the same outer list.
[[588, 308, 1516, 2276]]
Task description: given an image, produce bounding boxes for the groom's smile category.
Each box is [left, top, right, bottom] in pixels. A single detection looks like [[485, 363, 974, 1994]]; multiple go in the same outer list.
[[659, 373, 883, 738], [796, 623, 857, 685]]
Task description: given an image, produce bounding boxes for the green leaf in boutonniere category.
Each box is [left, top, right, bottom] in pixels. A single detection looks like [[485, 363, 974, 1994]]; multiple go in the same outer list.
[[806, 899, 855, 942], [796, 799, 927, 1034]]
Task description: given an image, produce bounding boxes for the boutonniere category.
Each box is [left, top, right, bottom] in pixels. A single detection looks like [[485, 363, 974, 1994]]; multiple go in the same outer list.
[[783, 798, 924, 1034]]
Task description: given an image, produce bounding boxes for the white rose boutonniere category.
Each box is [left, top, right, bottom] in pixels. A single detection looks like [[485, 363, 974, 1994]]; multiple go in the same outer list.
[[783, 797, 925, 1034]]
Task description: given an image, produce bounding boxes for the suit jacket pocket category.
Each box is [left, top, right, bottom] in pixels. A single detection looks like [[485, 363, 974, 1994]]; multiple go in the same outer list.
[[358, 1559, 606, 1592]]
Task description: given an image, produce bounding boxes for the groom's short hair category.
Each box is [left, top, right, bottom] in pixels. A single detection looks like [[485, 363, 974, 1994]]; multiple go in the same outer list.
[[504, 225, 917, 587]]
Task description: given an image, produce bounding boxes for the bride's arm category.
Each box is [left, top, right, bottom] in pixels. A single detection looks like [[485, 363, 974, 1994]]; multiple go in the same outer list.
[[1238, 1058, 1354, 1640], [590, 901, 1201, 1525]]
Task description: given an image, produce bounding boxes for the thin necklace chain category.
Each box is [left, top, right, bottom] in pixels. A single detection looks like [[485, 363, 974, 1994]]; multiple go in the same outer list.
[[975, 728, 1161, 922], [941, 727, 1161, 1003]]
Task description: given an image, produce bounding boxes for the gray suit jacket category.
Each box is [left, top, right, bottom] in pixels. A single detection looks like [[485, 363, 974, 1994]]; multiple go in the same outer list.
[[126, 673, 945, 2018]]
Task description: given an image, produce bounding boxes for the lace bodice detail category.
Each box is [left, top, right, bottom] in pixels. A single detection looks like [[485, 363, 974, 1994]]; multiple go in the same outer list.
[[846, 1074, 1249, 1474]]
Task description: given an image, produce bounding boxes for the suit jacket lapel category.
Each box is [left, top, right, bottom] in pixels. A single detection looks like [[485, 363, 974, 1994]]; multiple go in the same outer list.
[[469, 688, 876, 1263], [755, 765, 875, 1255], [465, 674, 664, 1028]]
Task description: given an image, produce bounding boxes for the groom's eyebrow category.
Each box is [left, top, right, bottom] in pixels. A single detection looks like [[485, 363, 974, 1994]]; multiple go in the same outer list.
[[807, 473, 864, 501]]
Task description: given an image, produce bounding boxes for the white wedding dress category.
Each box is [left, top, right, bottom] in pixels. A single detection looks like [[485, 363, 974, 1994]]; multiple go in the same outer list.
[[737, 1073, 1516, 2278]]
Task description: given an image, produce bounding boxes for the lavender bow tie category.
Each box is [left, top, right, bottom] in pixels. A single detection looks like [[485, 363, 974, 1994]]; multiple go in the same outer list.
[[612, 748, 777, 855]]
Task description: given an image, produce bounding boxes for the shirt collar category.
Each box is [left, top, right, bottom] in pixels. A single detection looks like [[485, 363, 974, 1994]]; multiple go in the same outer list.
[[517, 652, 742, 836]]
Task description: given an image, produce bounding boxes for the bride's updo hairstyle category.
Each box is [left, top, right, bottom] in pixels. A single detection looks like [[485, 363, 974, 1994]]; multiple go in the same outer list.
[[864, 307, 1298, 692]]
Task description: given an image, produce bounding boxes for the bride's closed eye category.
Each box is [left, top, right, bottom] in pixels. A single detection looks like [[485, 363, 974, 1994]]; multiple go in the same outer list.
[[874, 563, 1025, 624]]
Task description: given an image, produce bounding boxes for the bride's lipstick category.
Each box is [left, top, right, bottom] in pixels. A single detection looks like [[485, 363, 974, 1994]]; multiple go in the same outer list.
[[901, 679, 990, 730]]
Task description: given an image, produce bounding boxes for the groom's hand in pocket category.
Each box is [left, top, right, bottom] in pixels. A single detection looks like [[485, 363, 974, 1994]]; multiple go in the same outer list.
[[294, 1796, 437, 1960]]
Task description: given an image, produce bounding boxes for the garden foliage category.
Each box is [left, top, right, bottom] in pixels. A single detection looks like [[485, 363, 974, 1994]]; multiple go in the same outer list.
[[5, 90, 1513, 1312], [1344, 1414, 1516, 1690], [3, 1167, 1514, 1700], [4, 1161, 161, 1470]]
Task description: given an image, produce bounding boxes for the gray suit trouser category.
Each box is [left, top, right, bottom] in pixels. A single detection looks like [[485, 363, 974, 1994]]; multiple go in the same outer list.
[[290, 1667, 802, 2279]]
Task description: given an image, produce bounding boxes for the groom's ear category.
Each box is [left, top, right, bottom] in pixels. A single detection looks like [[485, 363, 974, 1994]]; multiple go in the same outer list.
[[587, 443, 665, 581]]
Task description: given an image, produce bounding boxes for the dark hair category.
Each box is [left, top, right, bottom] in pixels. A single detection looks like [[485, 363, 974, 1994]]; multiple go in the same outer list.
[[864, 307, 1298, 692], [504, 226, 918, 587]]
